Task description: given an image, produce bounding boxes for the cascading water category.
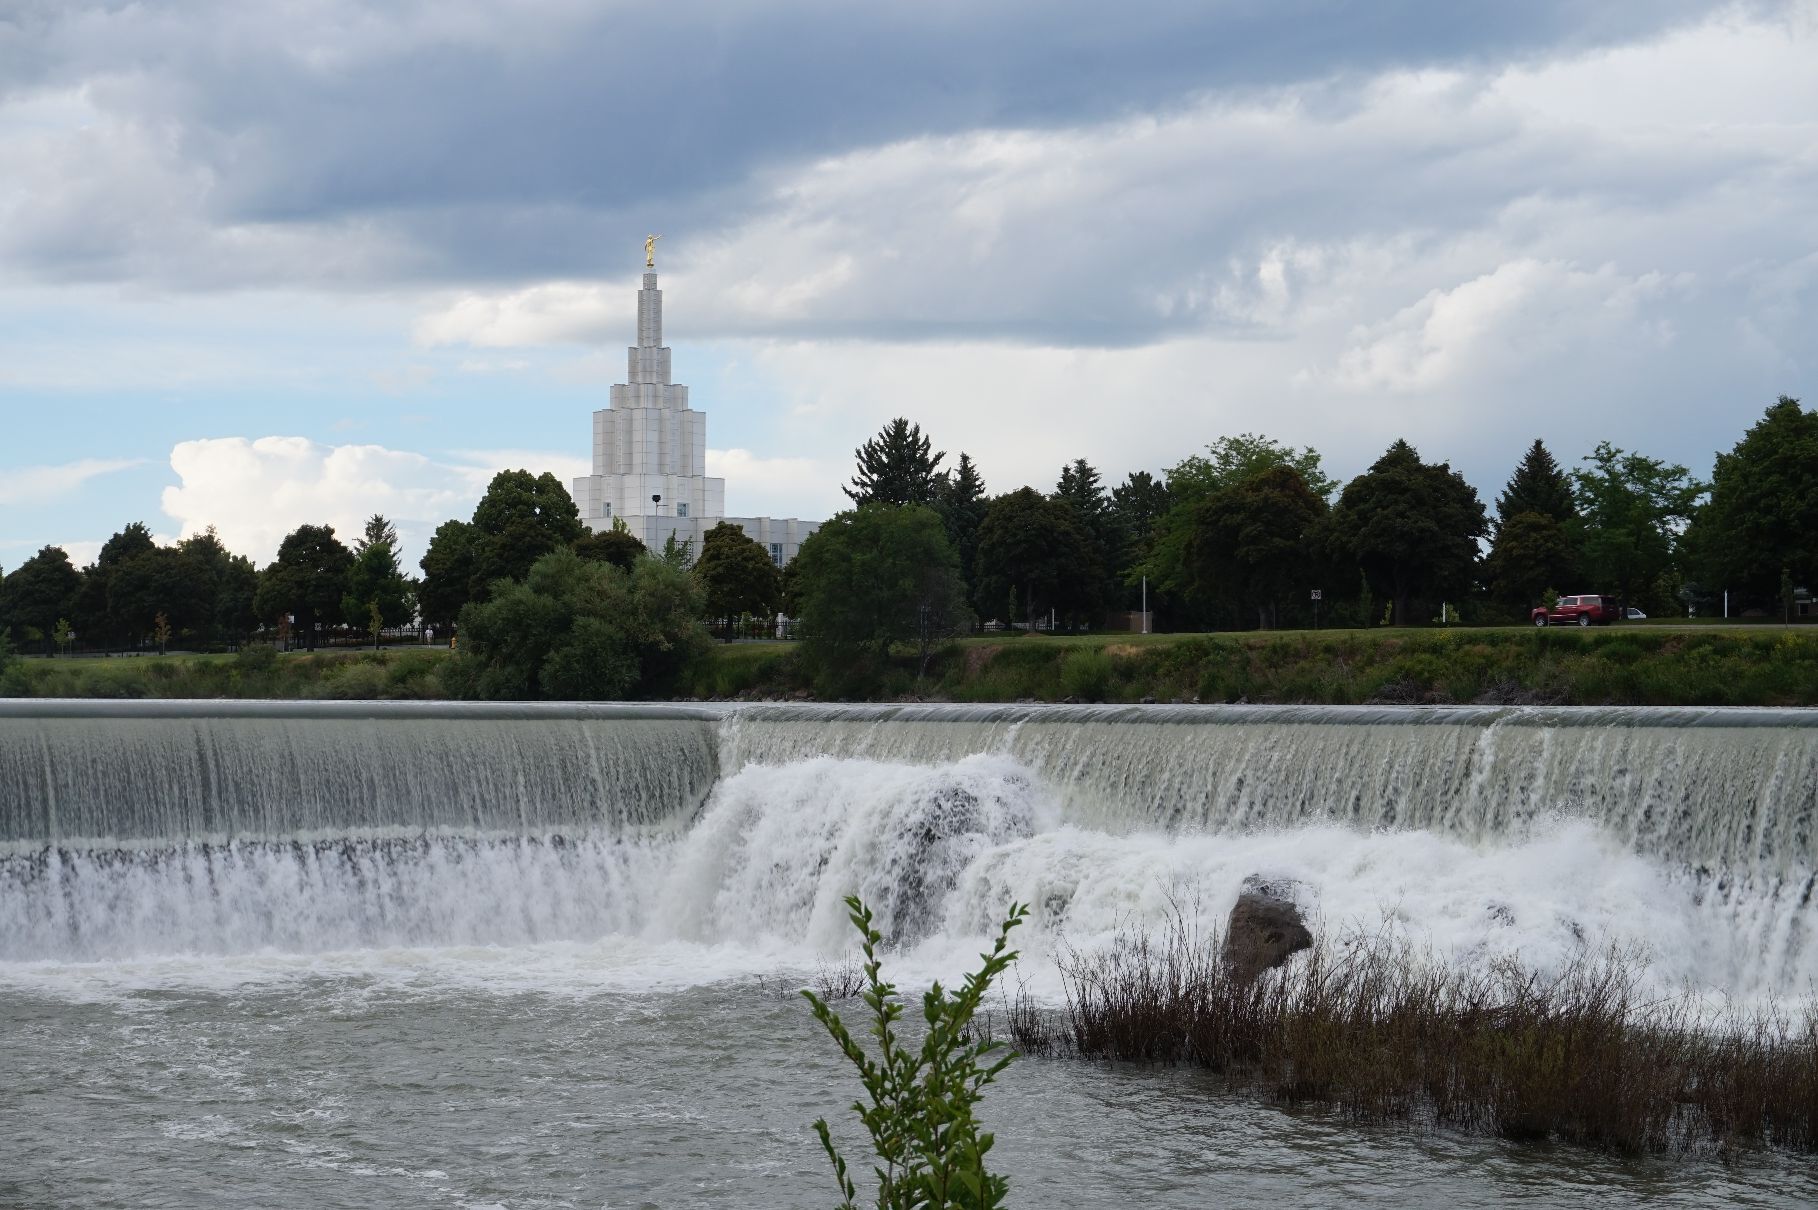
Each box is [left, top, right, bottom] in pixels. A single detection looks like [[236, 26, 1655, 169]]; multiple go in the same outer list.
[[2, 701, 1814, 996]]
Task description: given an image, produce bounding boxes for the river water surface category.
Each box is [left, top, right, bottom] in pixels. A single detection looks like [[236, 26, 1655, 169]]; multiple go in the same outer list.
[[3, 702, 1815, 1206]]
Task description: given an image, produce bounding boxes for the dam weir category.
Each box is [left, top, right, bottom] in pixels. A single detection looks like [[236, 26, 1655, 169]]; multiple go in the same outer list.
[[2, 700, 1814, 991]]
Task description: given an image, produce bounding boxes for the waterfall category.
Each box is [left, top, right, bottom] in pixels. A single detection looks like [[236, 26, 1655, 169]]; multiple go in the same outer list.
[[1, 700, 1813, 993]]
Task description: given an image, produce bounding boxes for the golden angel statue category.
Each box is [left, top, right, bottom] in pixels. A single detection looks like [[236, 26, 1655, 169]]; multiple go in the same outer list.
[[644, 234, 661, 267]]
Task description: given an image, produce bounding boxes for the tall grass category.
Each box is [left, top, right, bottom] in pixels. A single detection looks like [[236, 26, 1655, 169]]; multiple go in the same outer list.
[[1032, 918, 1818, 1156]]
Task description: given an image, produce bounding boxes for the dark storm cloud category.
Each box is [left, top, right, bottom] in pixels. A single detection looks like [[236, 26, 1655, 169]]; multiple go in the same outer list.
[[0, 0, 1757, 287]]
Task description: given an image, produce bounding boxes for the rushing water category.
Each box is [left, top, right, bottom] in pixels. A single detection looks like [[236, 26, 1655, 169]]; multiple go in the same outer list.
[[3, 700, 1816, 1206]]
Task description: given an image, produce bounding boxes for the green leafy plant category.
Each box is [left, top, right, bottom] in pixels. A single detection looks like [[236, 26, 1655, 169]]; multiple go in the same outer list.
[[804, 896, 1028, 1209]]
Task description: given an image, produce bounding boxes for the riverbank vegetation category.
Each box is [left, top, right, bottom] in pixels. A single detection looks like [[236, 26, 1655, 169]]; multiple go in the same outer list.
[[1004, 920, 1818, 1157], [9, 626, 1818, 707]]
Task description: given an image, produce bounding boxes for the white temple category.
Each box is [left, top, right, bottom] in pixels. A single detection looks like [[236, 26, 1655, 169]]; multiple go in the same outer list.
[[572, 257, 820, 566]]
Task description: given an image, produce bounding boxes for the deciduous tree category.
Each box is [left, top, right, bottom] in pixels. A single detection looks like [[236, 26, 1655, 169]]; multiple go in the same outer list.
[[418, 520, 478, 631], [255, 524, 354, 650], [574, 518, 647, 571], [1328, 440, 1487, 626], [1188, 466, 1327, 629], [1572, 441, 1702, 615], [0, 546, 82, 653], [792, 504, 971, 679], [468, 470, 585, 598], [693, 522, 781, 638], [973, 488, 1102, 629], [1685, 396, 1818, 602], [442, 550, 710, 700]]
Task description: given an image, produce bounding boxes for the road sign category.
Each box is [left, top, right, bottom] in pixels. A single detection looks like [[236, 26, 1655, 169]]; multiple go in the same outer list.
[[1310, 589, 1323, 601]]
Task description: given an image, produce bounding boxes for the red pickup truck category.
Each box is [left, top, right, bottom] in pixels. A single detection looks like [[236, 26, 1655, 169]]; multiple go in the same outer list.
[[1531, 595, 1620, 627]]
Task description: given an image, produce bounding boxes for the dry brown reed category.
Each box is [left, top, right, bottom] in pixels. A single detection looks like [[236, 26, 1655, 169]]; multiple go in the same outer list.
[[1038, 917, 1818, 1156]]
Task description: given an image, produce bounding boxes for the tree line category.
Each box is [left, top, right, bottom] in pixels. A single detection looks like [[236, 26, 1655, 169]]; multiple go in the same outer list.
[[799, 396, 1815, 657], [1, 395, 1811, 687]]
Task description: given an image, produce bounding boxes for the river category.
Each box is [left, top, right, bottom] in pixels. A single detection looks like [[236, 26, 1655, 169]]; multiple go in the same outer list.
[[2, 701, 1814, 1207]]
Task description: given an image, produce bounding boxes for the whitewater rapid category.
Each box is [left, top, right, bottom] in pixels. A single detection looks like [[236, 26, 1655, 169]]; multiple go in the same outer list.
[[0, 702, 1812, 1000]]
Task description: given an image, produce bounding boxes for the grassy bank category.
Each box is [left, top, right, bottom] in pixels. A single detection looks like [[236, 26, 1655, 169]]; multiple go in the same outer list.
[[692, 627, 1818, 708], [6, 647, 452, 700], [8, 627, 1818, 707]]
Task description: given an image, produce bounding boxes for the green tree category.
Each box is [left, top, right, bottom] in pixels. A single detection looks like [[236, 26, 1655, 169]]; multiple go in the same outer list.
[[805, 897, 1026, 1210], [844, 418, 946, 507], [1109, 470, 1170, 574], [0, 546, 83, 654], [254, 524, 354, 650], [341, 513, 415, 637], [973, 488, 1102, 629], [1495, 439, 1578, 527], [1329, 440, 1487, 626], [1483, 511, 1577, 607], [936, 451, 989, 599], [442, 550, 710, 700], [1143, 435, 1337, 627], [1167, 433, 1339, 501], [793, 504, 972, 680], [72, 522, 156, 648], [110, 545, 208, 646], [574, 517, 648, 571], [1055, 458, 1123, 603], [657, 532, 694, 568], [179, 529, 259, 645], [1684, 396, 1818, 603], [1572, 441, 1702, 615], [418, 519, 478, 632], [468, 470, 585, 599], [693, 522, 781, 639], [1188, 465, 1328, 629], [1485, 440, 1580, 607]]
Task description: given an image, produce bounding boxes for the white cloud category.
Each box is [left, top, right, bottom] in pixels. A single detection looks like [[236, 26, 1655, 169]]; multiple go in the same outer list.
[[707, 448, 841, 519], [158, 437, 588, 566], [0, 457, 143, 506]]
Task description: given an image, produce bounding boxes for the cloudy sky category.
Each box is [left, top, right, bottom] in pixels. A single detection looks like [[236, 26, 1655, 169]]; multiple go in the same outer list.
[[2, 0, 1813, 569]]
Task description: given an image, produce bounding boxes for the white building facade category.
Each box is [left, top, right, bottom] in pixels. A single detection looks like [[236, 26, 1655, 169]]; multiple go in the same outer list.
[[572, 268, 820, 566]]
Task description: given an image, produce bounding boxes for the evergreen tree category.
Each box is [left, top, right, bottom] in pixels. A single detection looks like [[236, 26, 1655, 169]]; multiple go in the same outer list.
[[341, 513, 415, 637], [1495, 439, 1578, 527], [1109, 470, 1170, 568], [844, 418, 946, 507], [255, 524, 354, 650], [936, 451, 989, 599], [1485, 440, 1580, 605], [693, 522, 782, 639], [1329, 440, 1487, 626]]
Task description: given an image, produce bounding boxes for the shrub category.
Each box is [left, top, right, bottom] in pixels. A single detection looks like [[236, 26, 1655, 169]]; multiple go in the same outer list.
[[805, 897, 1028, 1208], [1059, 649, 1113, 702]]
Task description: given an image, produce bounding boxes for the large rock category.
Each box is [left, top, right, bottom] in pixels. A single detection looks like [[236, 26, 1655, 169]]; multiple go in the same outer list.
[[1223, 876, 1313, 982]]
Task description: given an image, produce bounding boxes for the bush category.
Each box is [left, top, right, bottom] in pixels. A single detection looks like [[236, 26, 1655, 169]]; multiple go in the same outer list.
[[805, 897, 1027, 1208], [236, 643, 279, 672], [1058, 649, 1113, 702], [442, 551, 711, 700]]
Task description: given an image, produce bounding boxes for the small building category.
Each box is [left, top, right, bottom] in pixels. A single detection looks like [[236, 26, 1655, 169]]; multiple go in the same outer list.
[[571, 256, 820, 566]]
